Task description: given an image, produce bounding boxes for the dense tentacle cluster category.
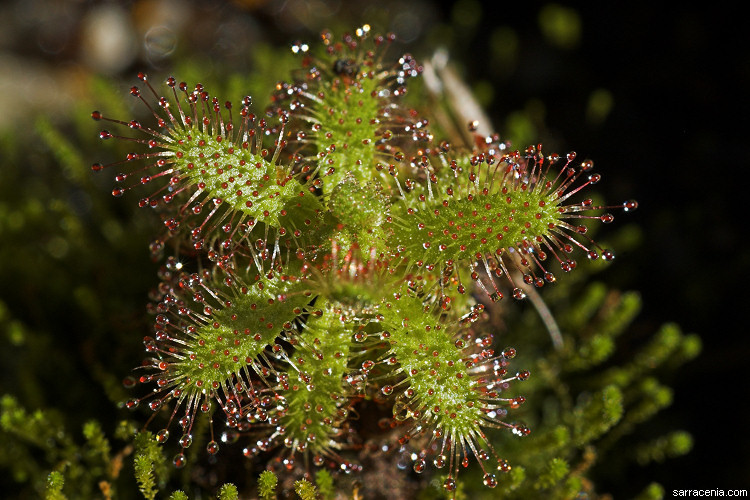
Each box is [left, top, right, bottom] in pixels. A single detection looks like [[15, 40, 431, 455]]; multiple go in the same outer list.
[[213, 301, 363, 473], [277, 25, 426, 191], [270, 303, 360, 468], [125, 257, 315, 464], [93, 73, 323, 258], [389, 143, 637, 302], [95, 26, 635, 496], [369, 291, 527, 486]]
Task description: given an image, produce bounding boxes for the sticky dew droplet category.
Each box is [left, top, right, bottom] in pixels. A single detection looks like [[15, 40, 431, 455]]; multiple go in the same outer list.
[[207, 440, 219, 455], [623, 199, 638, 212], [156, 429, 169, 443], [497, 459, 512, 472], [173, 453, 186, 468], [443, 477, 456, 491], [179, 434, 193, 448], [483, 473, 497, 488]]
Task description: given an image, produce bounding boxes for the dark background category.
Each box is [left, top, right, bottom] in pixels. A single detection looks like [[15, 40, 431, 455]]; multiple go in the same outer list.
[[449, 2, 750, 491], [484, 2, 750, 491], [1, 0, 746, 495]]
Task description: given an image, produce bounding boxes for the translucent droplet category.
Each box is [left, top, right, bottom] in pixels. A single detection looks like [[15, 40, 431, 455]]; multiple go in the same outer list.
[[483, 473, 498, 488], [413, 458, 426, 473], [392, 401, 410, 422], [222, 429, 239, 444], [149, 239, 164, 258], [179, 416, 191, 429], [340, 461, 357, 474], [443, 477, 456, 491], [512, 424, 531, 436], [434, 454, 447, 468], [179, 434, 193, 448], [512, 288, 526, 300], [173, 453, 186, 468], [155, 429, 169, 443], [206, 440, 219, 455], [381, 385, 393, 395], [623, 199, 638, 212], [258, 438, 272, 451]]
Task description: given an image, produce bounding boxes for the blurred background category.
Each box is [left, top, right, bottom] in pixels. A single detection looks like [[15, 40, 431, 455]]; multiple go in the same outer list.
[[1, 0, 746, 497]]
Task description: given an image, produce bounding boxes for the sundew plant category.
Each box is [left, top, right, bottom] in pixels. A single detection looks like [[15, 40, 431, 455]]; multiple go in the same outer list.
[[94, 24, 636, 496], [4, 24, 696, 500]]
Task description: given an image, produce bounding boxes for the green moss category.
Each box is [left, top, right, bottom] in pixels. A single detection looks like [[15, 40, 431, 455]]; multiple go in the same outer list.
[[258, 470, 278, 500]]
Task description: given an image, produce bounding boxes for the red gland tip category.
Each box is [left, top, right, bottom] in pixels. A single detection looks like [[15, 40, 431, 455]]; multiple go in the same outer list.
[[623, 199, 639, 212]]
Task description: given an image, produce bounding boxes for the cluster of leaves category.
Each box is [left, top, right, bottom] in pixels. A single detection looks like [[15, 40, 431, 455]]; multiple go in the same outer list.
[[0, 24, 699, 500]]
